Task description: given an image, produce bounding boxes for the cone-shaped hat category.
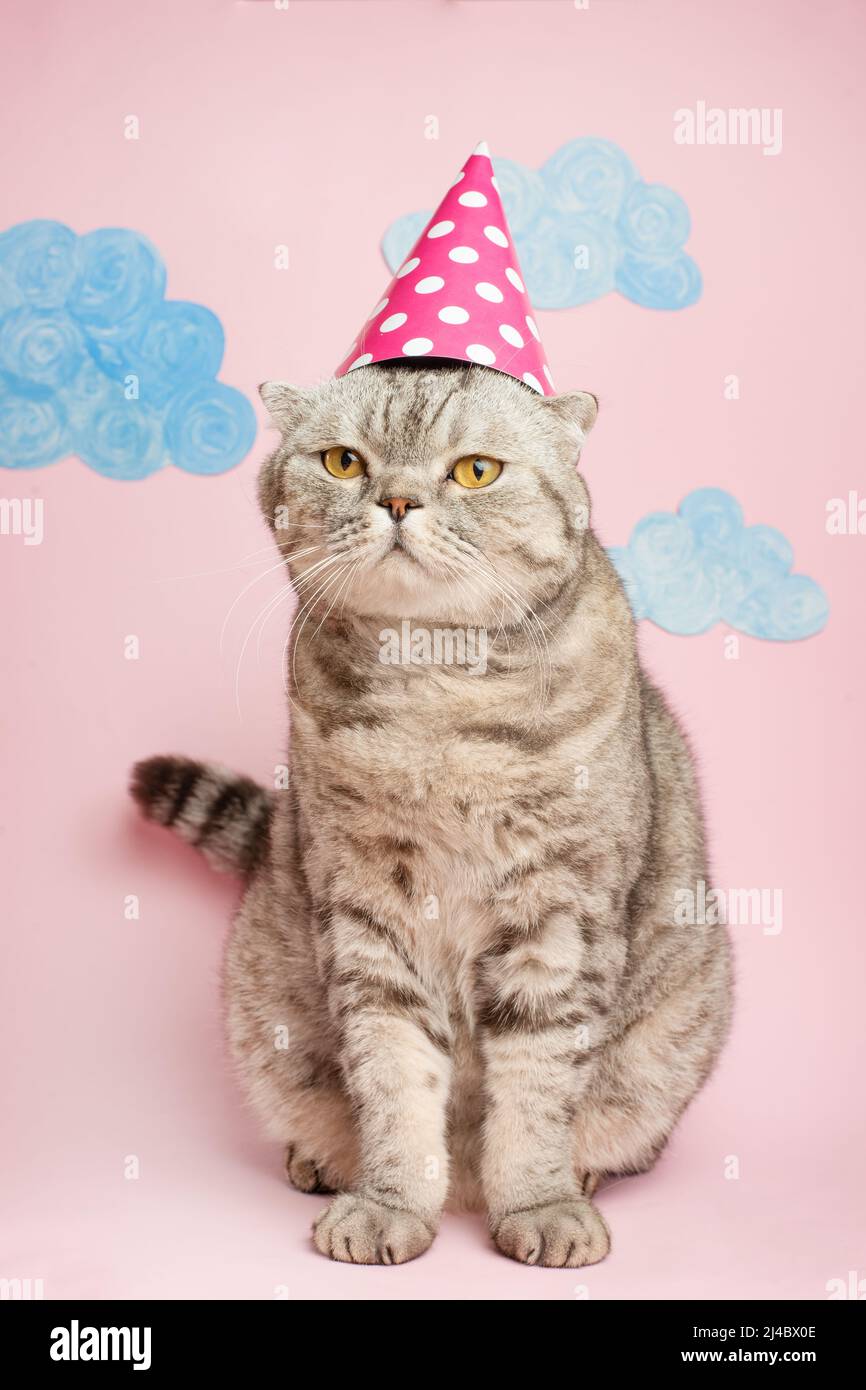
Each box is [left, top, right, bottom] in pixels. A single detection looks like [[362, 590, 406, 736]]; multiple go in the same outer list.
[[334, 142, 555, 395]]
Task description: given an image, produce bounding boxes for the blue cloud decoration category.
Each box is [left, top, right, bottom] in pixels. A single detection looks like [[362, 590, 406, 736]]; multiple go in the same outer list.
[[608, 488, 829, 640], [382, 138, 701, 312], [0, 221, 256, 478]]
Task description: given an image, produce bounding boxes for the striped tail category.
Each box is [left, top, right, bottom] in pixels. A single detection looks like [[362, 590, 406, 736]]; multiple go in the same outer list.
[[130, 755, 273, 875]]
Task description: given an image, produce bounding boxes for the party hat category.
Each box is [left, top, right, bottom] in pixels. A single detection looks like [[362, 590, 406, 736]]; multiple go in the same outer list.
[[334, 142, 555, 395]]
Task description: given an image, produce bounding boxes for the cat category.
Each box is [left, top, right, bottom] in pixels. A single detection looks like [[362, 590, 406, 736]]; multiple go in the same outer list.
[[131, 361, 732, 1267]]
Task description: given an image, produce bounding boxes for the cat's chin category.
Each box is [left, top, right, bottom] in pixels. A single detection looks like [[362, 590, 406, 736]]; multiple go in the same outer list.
[[344, 554, 478, 624]]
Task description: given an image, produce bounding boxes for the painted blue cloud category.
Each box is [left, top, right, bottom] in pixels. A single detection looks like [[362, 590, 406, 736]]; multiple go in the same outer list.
[[382, 138, 701, 312], [0, 220, 256, 478], [608, 488, 829, 641]]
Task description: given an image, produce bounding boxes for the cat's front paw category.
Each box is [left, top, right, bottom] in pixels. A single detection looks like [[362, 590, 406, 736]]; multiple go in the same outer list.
[[284, 1144, 336, 1195], [491, 1199, 610, 1268], [312, 1192, 436, 1265]]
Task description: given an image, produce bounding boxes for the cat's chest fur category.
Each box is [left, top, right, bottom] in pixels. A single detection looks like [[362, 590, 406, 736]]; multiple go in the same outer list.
[[289, 626, 645, 965], [293, 636, 577, 829]]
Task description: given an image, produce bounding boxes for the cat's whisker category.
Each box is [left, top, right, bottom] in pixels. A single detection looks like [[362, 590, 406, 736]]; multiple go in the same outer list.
[[417, 536, 507, 659], [150, 542, 280, 585], [291, 560, 352, 655], [230, 547, 353, 719], [462, 551, 554, 708], [252, 539, 350, 664], [452, 532, 560, 640], [339, 560, 364, 622], [290, 550, 353, 604], [426, 546, 517, 681], [219, 545, 323, 655], [231, 582, 294, 723], [312, 557, 360, 638], [279, 568, 341, 709], [285, 559, 354, 709], [255, 584, 295, 664], [435, 555, 474, 618], [441, 545, 552, 711], [151, 522, 342, 588]]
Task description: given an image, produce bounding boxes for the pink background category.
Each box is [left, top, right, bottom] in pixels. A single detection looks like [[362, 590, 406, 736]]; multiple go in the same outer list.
[[3, 0, 865, 1300]]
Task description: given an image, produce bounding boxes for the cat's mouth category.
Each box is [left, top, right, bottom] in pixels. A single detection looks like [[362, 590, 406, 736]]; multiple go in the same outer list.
[[385, 532, 419, 564], [367, 522, 434, 579]]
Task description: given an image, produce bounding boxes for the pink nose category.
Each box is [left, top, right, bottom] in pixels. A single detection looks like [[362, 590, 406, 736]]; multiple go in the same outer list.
[[379, 497, 419, 520]]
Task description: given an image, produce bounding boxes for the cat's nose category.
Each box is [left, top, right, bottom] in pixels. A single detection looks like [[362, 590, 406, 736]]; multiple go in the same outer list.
[[378, 497, 422, 521]]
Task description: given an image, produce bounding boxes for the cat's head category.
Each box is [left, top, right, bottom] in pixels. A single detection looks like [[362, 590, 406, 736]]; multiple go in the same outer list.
[[258, 363, 597, 625]]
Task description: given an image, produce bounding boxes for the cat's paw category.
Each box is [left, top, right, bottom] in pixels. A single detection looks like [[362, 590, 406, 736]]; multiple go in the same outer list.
[[312, 1192, 435, 1265], [284, 1143, 336, 1195], [491, 1199, 610, 1268]]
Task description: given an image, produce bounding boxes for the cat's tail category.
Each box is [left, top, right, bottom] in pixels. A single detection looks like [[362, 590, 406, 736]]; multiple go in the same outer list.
[[130, 755, 273, 876]]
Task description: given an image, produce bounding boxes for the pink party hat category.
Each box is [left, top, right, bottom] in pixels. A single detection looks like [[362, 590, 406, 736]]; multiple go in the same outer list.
[[334, 142, 555, 395]]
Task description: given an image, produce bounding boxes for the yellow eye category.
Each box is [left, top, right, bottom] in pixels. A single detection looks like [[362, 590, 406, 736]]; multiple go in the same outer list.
[[450, 455, 503, 489], [323, 446, 366, 479]]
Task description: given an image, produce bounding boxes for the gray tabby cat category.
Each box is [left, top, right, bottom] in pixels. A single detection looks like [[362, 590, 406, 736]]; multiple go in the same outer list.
[[131, 362, 732, 1267]]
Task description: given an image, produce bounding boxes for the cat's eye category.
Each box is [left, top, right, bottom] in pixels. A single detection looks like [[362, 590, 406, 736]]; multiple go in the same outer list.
[[450, 455, 503, 489], [322, 446, 366, 479]]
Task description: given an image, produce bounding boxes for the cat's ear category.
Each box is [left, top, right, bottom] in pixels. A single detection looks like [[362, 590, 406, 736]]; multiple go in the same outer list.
[[545, 390, 599, 440], [259, 381, 312, 433]]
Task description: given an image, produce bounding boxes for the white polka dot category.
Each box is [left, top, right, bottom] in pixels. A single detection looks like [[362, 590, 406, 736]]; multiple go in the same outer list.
[[438, 305, 469, 324], [396, 257, 420, 278], [491, 176, 500, 191], [348, 353, 373, 371], [499, 324, 524, 348], [458, 190, 488, 208], [473, 140, 491, 158], [543, 365, 555, 388], [449, 246, 478, 264], [368, 298, 388, 319], [484, 225, 508, 248], [415, 275, 445, 294], [402, 337, 434, 356], [450, 171, 465, 188], [522, 372, 544, 394], [380, 312, 408, 333], [506, 267, 525, 293], [525, 314, 540, 341], [475, 281, 504, 303], [466, 344, 496, 366], [427, 220, 454, 239]]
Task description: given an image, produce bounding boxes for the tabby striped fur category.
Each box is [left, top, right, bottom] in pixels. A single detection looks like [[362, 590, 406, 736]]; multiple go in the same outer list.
[[132, 362, 732, 1267]]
